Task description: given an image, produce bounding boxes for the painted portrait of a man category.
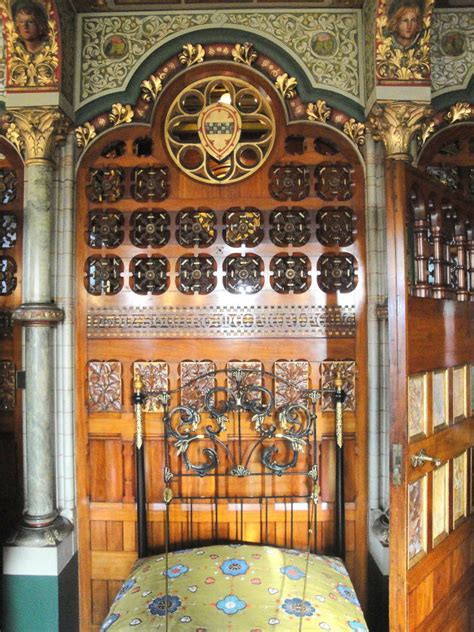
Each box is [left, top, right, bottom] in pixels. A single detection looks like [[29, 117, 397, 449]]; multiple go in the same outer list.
[[386, 0, 423, 51], [12, 1, 49, 54]]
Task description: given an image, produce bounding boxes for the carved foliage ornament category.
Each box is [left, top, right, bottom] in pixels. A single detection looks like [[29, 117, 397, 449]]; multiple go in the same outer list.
[[231, 42, 257, 66], [0, 0, 59, 88], [0, 169, 17, 203], [179, 43, 205, 67], [1, 107, 69, 161], [87, 360, 122, 413], [0, 256, 17, 295], [307, 100, 331, 123], [275, 73, 298, 100]]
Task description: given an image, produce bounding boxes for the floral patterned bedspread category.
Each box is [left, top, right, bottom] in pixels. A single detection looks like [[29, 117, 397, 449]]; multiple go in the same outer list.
[[102, 544, 368, 631]]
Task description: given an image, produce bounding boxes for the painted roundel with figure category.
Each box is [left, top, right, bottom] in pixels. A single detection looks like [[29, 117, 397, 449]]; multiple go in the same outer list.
[[165, 76, 276, 184]]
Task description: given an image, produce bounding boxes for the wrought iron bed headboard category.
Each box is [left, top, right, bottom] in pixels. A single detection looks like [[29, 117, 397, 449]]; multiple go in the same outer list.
[[132, 366, 346, 560]]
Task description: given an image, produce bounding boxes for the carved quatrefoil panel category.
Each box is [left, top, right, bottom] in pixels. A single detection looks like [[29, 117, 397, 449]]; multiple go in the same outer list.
[[131, 166, 169, 201], [315, 163, 354, 201], [85, 255, 123, 295], [0, 214, 17, 248], [130, 210, 170, 248], [224, 208, 263, 247], [270, 207, 310, 246], [317, 253, 357, 293], [269, 164, 310, 201], [316, 207, 355, 246], [130, 255, 169, 295], [0, 256, 17, 295], [0, 169, 17, 204], [87, 168, 124, 203], [87, 209, 124, 248], [176, 209, 216, 247], [270, 254, 311, 294], [177, 255, 217, 295], [223, 254, 264, 294]]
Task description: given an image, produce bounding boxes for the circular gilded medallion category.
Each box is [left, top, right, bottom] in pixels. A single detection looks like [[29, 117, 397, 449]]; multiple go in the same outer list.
[[440, 32, 466, 58], [165, 76, 275, 185], [311, 32, 338, 57]]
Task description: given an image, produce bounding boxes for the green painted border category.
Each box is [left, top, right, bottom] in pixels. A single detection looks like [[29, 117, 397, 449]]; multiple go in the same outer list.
[[432, 75, 474, 113], [76, 28, 365, 124]]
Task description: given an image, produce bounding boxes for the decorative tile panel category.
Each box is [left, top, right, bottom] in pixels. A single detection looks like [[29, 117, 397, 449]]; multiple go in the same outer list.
[[177, 255, 217, 295], [0, 256, 17, 295], [131, 166, 169, 201], [0, 169, 17, 204], [269, 165, 309, 201], [0, 361, 15, 411], [133, 361, 169, 413], [270, 208, 310, 247], [0, 214, 17, 249], [223, 254, 264, 295], [431, 10, 474, 95], [408, 476, 427, 566], [224, 208, 263, 247], [227, 361, 263, 404], [407, 374, 427, 439], [130, 210, 170, 248], [453, 451, 467, 527], [85, 256, 123, 295], [432, 369, 448, 430], [274, 360, 309, 409], [320, 360, 356, 412], [87, 168, 124, 203], [452, 365, 467, 422], [270, 254, 311, 294], [432, 463, 449, 546], [316, 208, 355, 246], [87, 209, 124, 248], [87, 360, 122, 412], [180, 361, 216, 410], [317, 253, 357, 293], [130, 255, 169, 295], [315, 163, 354, 201], [177, 209, 216, 247]]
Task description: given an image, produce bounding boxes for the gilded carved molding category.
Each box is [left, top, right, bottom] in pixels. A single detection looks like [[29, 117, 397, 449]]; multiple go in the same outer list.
[[367, 101, 431, 160], [0, 107, 70, 161], [417, 102, 473, 149]]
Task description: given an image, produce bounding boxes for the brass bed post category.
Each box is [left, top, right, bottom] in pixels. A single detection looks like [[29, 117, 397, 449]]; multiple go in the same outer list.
[[133, 375, 148, 559], [334, 370, 345, 559]]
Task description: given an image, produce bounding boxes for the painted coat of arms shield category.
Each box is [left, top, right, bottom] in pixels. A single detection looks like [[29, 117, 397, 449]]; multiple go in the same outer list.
[[197, 102, 242, 161]]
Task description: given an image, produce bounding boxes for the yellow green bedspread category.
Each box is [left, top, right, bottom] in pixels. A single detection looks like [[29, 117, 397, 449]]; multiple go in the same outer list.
[[102, 544, 368, 631]]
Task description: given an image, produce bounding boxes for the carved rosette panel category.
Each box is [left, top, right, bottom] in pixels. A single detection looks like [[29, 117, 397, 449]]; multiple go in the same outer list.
[[87, 168, 124, 203], [0, 214, 17, 248], [270, 207, 310, 246], [270, 254, 311, 294], [180, 361, 216, 410], [320, 360, 356, 411], [315, 163, 354, 201], [269, 165, 310, 201], [177, 255, 217, 295], [0, 169, 17, 204], [0, 256, 17, 295], [85, 256, 123, 295], [227, 361, 263, 403], [316, 208, 355, 246], [274, 360, 309, 409], [176, 209, 216, 247], [223, 254, 264, 294], [317, 253, 357, 293], [133, 361, 169, 412], [131, 166, 169, 201], [224, 208, 263, 247], [130, 255, 169, 295], [130, 210, 170, 248], [0, 361, 16, 411], [87, 209, 124, 248], [87, 361, 122, 412]]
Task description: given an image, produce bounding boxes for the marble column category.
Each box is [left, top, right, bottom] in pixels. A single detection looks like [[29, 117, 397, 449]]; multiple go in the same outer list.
[[5, 107, 72, 546]]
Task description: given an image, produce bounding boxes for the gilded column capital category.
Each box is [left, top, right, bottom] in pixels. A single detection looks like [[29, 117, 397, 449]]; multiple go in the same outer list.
[[0, 107, 71, 162], [367, 101, 432, 161]]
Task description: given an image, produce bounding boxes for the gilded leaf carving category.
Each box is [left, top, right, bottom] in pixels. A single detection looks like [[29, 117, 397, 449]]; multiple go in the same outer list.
[[275, 73, 298, 100], [445, 102, 471, 124], [109, 103, 134, 126], [306, 100, 331, 123], [140, 75, 163, 102], [231, 42, 257, 66], [178, 43, 205, 67], [75, 122, 97, 150], [343, 118, 366, 146]]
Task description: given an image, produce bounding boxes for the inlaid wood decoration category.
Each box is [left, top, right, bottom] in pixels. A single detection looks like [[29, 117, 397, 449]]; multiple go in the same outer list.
[[407, 373, 427, 440], [408, 476, 427, 568], [432, 369, 448, 431], [432, 463, 449, 546], [75, 65, 367, 630]]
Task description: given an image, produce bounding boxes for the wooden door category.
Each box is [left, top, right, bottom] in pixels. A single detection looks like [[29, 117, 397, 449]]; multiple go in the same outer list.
[[76, 66, 368, 630], [386, 159, 474, 632]]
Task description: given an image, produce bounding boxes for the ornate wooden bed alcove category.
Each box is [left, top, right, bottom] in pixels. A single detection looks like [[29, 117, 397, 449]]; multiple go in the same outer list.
[[75, 61, 368, 630]]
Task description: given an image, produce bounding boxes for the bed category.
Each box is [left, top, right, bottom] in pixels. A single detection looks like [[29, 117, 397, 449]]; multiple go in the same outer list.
[[101, 366, 368, 631]]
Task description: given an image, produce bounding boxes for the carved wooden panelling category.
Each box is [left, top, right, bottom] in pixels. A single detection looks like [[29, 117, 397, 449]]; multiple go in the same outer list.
[[223, 254, 264, 294], [316, 207, 355, 246], [0, 311, 13, 339], [270, 207, 310, 246], [270, 254, 311, 294], [317, 253, 357, 293], [131, 166, 168, 201], [87, 168, 124, 203], [407, 374, 427, 439], [133, 362, 169, 413], [130, 256, 169, 295], [176, 209, 216, 247], [453, 452, 467, 527], [130, 210, 170, 248], [85, 256, 123, 295], [224, 208, 263, 247], [432, 369, 448, 430], [274, 360, 309, 409], [177, 255, 217, 295], [0, 169, 17, 204], [227, 361, 263, 403], [432, 463, 449, 546], [0, 256, 17, 295], [0, 214, 17, 248], [320, 360, 356, 412], [315, 163, 354, 201], [269, 164, 310, 201], [0, 361, 15, 411], [87, 305, 357, 339], [87, 361, 122, 412], [452, 365, 467, 422], [87, 210, 124, 249], [180, 361, 215, 410], [408, 476, 427, 567]]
